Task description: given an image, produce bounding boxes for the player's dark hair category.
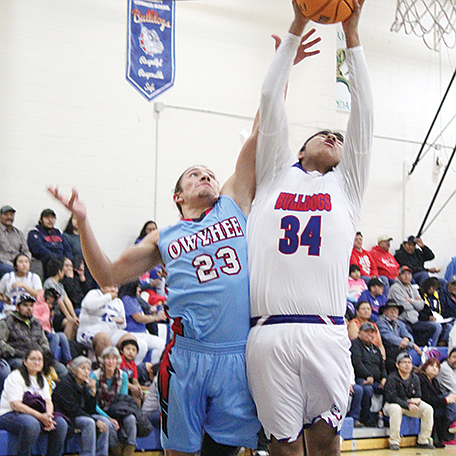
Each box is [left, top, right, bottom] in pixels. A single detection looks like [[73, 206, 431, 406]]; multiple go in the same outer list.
[[349, 264, 361, 274], [173, 165, 212, 216], [173, 169, 189, 216], [356, 231, 363, 237], [300, 130, 344, 154]]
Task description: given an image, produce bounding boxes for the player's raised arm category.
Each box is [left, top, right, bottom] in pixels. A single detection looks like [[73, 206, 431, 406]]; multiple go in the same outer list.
[[256, 3, 320, 192], [48, 187, 163, 286], [221, 110, 259, 217], [336, 0, 373, 206], [342, 0, 363, 49]]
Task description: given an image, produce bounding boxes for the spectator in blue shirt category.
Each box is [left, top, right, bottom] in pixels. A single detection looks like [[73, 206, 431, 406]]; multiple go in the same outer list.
[[118, 281, 165, 364], [358, 278, 387, 322]]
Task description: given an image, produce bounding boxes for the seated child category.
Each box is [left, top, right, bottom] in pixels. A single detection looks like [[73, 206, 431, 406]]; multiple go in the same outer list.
[[348, 264, 368, 303], [119, 338, 144, 406]]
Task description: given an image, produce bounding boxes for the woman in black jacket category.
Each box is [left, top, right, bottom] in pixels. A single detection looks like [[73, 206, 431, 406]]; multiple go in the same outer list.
[[417, 358, 456, 447], [53, 356, 110, 456]]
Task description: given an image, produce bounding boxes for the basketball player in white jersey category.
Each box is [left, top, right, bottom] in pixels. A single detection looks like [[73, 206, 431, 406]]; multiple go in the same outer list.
[[246, 1, 373, 456]]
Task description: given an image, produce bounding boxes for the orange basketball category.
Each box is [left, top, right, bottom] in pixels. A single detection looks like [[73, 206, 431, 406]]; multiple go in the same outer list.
[[297, 0, 355, 24]]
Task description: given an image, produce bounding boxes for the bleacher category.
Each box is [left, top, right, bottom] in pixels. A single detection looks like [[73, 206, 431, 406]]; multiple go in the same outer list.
[[340, 346, 449, 451], [0, 427, 162, 455]]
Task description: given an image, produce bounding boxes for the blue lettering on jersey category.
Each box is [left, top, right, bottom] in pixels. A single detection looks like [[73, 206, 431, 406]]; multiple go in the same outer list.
[[274, 192, 332, 212], [167, 217, 244, 259]]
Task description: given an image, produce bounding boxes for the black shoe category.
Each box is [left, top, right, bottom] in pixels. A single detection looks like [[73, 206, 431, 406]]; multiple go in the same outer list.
[[416, 443, 435, 449], [434, 442, 445, 448]]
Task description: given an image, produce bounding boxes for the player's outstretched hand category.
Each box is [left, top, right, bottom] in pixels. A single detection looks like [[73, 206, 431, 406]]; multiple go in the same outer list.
[[272, 28, 321, 66], [47, 186, 87, 222]]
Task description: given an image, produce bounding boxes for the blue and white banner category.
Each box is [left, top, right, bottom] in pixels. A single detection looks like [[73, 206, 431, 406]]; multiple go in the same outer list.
[[127, 0, 175, 101]]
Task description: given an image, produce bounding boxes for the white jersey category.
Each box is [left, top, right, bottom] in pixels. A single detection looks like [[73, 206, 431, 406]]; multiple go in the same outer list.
[[77, 289, 127, 345], [247, 33, 373, 318]]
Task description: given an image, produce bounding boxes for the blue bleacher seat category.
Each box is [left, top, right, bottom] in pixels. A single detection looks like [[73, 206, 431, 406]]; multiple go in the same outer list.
[[340, 417, 354, 440], [0, 426, 162, 455], [400, 415, 420, 436]]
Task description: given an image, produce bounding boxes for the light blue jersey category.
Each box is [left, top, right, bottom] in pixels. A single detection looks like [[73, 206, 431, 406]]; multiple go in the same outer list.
[[157, 195, 260, 451], [158, 195, 250, 344]]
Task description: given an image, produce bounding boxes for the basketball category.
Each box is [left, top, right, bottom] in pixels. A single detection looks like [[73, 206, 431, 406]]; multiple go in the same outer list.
[[297, 0, 355, 24]]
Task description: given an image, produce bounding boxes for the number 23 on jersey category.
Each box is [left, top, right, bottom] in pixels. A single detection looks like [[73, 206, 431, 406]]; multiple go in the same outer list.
[[192, 246, 241, 283]]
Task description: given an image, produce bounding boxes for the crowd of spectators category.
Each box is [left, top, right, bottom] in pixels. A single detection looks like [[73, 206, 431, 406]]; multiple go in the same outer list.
[[3, 203, 456, 453], [346, 231, 456, 449], [0, 206, 166, 456]]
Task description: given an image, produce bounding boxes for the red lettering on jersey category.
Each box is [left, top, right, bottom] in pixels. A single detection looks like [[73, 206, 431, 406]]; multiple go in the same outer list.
[[310, 195, 317, 211], [325, 193, 332, 211], [274, 193, 332, 213], [317, 193, 325, 211]]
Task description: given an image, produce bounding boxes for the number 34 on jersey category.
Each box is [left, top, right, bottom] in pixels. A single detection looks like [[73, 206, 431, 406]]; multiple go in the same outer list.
[[279, 215, 322, 256]]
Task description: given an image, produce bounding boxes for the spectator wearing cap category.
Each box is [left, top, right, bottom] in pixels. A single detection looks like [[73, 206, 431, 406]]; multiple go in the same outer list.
[[377, 299, 421, 374], [370, 234, 400, 286], [27, 209, 73, 278], [0, 295, 50, 370], [350, 322, 387, 427], [0, 294, 67, 378], [389, 266, 442, 346], [358, 278, 388, 322], [394, 236, 441, 286], [348, 301, 386, 359], [0, 206, 31, 278], [383, 352, 434, 450]]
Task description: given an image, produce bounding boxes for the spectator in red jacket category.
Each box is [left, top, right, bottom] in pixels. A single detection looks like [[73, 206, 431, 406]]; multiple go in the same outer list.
[[370, 234, 400, 287], [351, 232, 390, 294]]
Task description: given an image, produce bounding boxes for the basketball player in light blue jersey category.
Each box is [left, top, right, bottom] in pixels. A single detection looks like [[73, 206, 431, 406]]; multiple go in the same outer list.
[[48, 125, 261, 454]]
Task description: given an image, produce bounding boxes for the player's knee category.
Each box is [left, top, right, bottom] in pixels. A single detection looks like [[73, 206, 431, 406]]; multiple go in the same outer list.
[[200, 433, 238, 456]]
